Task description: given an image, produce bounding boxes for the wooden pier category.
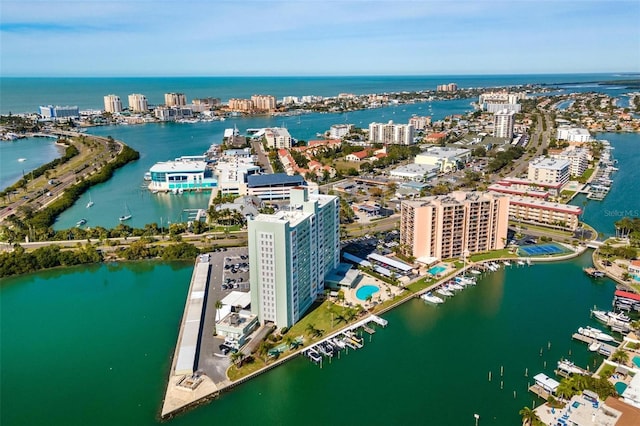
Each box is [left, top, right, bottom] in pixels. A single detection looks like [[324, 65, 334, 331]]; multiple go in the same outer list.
[[571, 333, 618, 356]]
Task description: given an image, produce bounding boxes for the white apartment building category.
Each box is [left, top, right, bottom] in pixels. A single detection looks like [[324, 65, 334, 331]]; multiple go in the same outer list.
[[551, 148, 590, 177], [103, 94, 122, 113], [154, 106, 193, 121], [329, 124, 353, 139], [282, 96, 299, 105], [248, 187, 340, 327], [415, 147, 471, 173], [165, 92, 187, 107], [264, 127, 292, 149], [409, 115, 432, 131], [39, 105, 79, 119], [527, 157, 570, 186], [301, 95, 323, 103], [369, 120, 415, 145], [556, 126, 593, 144], [128, 94, 148, 112], [494, 109, 516, 139]]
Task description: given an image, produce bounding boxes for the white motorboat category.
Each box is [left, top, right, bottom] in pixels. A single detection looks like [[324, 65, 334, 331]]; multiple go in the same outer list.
[[18, 158, 26, 162], [448, 282, 464, 291], [592, 309, 631, 326], [455, 275, 476, 286], [470, 269, 482, 275], [588, 341, 601, 352], [76, 218, 87, 227], [436, 288, 454, 298], [557, 359, 588, 375], [503, 260, 511, 266], [421, 292, 444, 304], [517, 260, 526, 266], [578, 326, 615, 342], [86, 191, 94, 208]]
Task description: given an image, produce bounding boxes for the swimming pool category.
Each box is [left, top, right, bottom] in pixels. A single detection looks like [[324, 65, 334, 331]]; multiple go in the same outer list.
[[428, 265, 446, 275], [633, 356, 640, 368], [615, 381, 628, 395], [356, 285, 380, 301]]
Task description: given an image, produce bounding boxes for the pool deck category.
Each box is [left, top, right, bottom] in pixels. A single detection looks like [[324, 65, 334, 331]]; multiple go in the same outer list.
[[346, 276, 404, 307]]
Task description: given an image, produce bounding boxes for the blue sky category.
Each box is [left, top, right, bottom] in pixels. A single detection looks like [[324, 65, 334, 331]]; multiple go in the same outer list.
[[1, 0, 639, 76]]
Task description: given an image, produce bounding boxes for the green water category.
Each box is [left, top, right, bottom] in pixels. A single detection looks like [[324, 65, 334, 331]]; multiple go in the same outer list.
[[1, 252, 617, 425]]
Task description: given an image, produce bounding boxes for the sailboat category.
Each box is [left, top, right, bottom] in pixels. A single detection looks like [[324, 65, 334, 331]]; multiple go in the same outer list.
[[119, 203, 132, 221], [86, 191, 94, 208]]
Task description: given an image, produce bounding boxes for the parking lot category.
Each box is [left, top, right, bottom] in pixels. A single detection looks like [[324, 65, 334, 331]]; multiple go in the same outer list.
[[196, 246, 250, 382], [222, 254, 250, 292]]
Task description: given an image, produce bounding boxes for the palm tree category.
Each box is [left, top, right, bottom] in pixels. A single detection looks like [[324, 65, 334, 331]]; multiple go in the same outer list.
[[305, 323, 317, 336], [257, 341, 274, 362], [555, 380, 575, 400], [612, 349, 629, 364], [518, 406, 540, 426], [215, 300, 223, 322], [230, 351, 245, 367]]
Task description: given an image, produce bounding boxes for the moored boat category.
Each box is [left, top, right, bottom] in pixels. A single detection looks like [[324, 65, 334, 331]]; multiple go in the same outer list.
[[577, 326, 615, 342], [436, 288, 454, 298], [421, 292, 444, 304]]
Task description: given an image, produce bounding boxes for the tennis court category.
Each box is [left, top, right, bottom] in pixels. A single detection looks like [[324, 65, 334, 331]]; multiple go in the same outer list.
[[518, 243, 568, 256]]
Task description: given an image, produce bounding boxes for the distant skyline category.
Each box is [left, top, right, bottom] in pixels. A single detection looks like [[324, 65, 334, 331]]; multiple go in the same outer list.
[[1, 0, 639, 77]]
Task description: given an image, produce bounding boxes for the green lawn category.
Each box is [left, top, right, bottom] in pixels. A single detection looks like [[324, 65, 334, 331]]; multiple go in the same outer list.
[[470, 249, 517, 262], [227, 356, 266, 381], [285, 300, 363, 343]]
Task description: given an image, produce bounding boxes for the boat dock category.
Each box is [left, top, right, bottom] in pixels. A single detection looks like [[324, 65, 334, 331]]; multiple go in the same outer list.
[[571, 333, 618, 356], [302, 315, 388, 366]]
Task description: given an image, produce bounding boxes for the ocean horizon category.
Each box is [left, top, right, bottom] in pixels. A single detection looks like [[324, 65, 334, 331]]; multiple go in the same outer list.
[[1, 73, 637, 115]]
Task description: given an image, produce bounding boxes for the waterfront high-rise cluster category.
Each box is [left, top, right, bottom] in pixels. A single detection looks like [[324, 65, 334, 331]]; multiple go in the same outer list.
[[103, 94, 123, 113], [248, 187, 340, 328], [400, 191, 509, 261], [368, 120, 415, 145]]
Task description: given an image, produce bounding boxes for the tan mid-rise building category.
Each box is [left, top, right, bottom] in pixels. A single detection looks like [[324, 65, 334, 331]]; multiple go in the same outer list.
[[128, 93, 148, 113], [251, 95, 276, 112], [165, 92, 187, 107], [400, 191, 510, 261]]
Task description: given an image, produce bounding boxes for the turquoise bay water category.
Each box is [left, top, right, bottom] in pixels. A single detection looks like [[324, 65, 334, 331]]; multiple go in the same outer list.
[[0, 252, 617, 426], [572, 132, 640, 237], [0, 137, 62, 189]]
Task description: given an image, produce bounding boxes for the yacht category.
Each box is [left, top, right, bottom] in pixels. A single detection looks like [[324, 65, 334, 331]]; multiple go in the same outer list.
[[421, 292, 444, 304], [557, 359, 588, 376], [578, 326, 615, 342], [592, 310, 630, 325]]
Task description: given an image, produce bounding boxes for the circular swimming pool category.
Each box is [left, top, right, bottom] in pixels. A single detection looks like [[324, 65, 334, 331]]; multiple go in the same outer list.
[[356, 285, 380, 301]]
